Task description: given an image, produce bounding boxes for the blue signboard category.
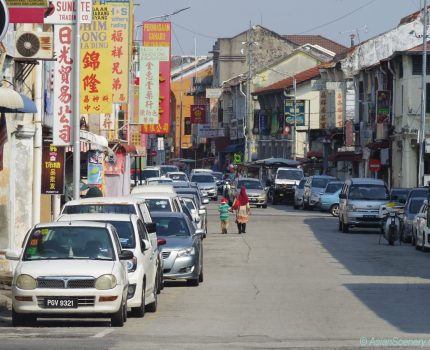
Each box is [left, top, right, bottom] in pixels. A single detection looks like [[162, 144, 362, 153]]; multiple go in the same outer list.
[[284, 99, 305, 126]]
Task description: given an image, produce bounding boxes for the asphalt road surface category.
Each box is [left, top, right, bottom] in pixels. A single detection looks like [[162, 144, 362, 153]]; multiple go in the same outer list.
[[2, 203, 430, 349]]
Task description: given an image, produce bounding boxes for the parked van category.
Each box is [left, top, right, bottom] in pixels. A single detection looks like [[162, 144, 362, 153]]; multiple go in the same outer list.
[[271, 167, 304, 204], [338, 178, 389, 233]]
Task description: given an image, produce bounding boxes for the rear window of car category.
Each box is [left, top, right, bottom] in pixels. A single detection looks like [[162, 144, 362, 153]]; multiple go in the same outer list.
[[191, 175, 215, 183], [63, 204, 135, 215], [141, 169, 160, 179], [145, 199, 172, 212], [152, 217, 190, 237]]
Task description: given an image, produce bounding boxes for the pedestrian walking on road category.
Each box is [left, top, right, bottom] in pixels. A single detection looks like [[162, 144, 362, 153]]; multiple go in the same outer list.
[[218, 197, 231, 234], [232, 186, 250, 234]]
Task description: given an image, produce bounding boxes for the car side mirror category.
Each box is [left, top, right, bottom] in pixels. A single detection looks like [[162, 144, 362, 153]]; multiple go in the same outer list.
[[145, 222, 156, 233], [264, 187, 269, 191], [141, 239, 151, 251], [202, 198, 209, 205], [157, 238, 166, 246], [194, 229, 204, 237], [198, 209, 205, 215], [5, 249, 20, 261], [119, 250, 134, 260]]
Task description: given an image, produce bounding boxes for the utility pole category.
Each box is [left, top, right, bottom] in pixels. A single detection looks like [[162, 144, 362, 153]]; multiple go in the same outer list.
[[245, 23, 255, 163], [72, 0, 82, 200], [292, 77, 297, 161], [419, 0, 428, 187], [179, 56, 183, 158]]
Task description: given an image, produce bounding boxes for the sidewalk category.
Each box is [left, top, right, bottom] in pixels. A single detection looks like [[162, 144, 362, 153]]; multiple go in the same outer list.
[[0, 272, 12, 312]]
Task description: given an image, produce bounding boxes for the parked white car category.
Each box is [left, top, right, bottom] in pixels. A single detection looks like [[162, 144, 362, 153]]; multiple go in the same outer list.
[[414, 200, 430, 251], [58, 213, 163, 317], [6, 221, 131, 327], [130, 192, 183, 214]]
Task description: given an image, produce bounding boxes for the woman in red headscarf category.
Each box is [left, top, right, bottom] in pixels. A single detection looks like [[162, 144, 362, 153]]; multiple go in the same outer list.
[[232, 186, 251, 234]]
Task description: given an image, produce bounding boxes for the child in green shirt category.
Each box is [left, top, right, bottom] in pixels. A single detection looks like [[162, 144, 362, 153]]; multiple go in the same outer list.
[[218, 197, 231, 234]]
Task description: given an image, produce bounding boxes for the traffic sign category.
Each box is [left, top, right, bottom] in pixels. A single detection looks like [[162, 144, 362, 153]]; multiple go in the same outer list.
[[369, 159, 381, 172], [0, 0, 9, 42]]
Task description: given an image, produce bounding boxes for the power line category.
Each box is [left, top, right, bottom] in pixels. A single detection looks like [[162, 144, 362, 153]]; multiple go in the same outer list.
[[172, 21, 218, 40], [172, 27, 186, 55], [298, 0, 377, 34]]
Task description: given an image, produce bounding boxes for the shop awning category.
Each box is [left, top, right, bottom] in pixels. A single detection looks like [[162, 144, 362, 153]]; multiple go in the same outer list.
[[329, 151, 363, 162], [306, 150, 323, 159], [0, 87, 37, 113], [65, 131, 108, 152], [221, 143, 245, 153], [254, 157, 301, 167]]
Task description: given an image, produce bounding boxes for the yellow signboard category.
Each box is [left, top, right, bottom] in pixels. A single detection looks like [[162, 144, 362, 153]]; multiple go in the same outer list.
[[80, 3, 112, 114], [6, 0, 48, 7]]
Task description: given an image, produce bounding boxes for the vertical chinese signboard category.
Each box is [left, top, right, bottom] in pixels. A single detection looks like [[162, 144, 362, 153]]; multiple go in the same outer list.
[[190, 105, 206, 124], [376, 90, 391, 124], [110, 1, 129, 103], [140, 22, 171, 135], [335, 90, 344, 128], [53, 25, 74, 146], [320, 90, 328, 129], [41, 144, 65, 195], [80, 2, 112, 114]]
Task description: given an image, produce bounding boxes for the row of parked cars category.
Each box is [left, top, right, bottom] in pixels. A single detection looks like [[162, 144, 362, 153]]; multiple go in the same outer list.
[[292, 175, 430, 249], [6, 171, 213, 327]]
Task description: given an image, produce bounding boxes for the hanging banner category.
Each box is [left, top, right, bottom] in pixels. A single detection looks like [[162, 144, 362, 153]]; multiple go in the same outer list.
[[141, 21, 171, 134], [44, 0, 93, 24], [53, 25, 74, 146], [285, 99, 305, 126], [376, 90, 391, 124], [191, 105, 206, 124], [110, 1, 130, 103], [87, 150, 104, 187], [80, 2, 112, 114], [41, 144, 65, 195], [210, 98, 218, 128]]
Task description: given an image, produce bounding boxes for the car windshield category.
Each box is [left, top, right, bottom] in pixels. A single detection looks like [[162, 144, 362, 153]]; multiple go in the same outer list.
[[140, 169, 160, 179], [312, 178, 335, 189], [348, 185, 389, 200], [409, 199, 425, 214], [23, 226, 114, 261], [238, 180, 263, 190], [391, 189, 409, 203], [325, 182, 343, 193], [101, 221, 135, 249], [277, 169, 303, 180], [212, 172, 223, 180], [145, 199, 172, 212], [63, 204, 135, 215], [191, 175, 215, 183], [410, 188, 428, 199], [183, 198, 196, 210], [160, 166, 179, 175], [169, 173, 187, 181], [298, 179, 307, 189], [153, 217, 190, 237]]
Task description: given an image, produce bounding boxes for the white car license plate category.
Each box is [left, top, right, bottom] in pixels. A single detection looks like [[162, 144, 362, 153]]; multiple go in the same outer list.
[[44, 297, 77, 309]]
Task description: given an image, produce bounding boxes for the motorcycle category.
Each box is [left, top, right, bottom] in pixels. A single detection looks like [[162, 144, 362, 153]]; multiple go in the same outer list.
[[379, 205, 403, 246]]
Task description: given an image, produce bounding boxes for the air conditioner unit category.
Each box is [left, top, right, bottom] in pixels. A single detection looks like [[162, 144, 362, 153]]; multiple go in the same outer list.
[[15, 31, 53, 60]]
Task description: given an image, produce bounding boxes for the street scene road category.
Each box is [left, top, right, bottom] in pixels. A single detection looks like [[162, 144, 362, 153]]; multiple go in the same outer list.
[[2, 203, 430, 349]]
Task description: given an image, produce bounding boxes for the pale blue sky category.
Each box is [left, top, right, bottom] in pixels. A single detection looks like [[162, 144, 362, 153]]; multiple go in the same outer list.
[[135, 0, 422, 55]]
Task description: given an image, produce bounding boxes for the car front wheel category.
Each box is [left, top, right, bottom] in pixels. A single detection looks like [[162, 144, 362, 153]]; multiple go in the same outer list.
[[330, 204, 340, 217], [111, 299, 126, 327]]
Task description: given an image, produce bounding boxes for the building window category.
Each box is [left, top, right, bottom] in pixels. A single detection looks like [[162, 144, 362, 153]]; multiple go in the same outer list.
[[412, 55, 430, 75]]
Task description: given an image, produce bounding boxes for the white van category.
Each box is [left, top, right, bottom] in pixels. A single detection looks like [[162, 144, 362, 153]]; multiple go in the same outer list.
[[338, 178, 389, 233]]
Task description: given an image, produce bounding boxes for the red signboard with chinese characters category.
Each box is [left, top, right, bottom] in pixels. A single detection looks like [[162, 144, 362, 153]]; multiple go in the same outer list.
[[52, 25, 74, 146], [140, 22, 171, 135], [41, 144, 65, 195], [191, 105, 206, 124]]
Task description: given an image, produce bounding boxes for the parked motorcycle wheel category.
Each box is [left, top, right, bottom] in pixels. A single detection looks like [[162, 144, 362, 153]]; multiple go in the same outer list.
[[388, 226, 396, 246]]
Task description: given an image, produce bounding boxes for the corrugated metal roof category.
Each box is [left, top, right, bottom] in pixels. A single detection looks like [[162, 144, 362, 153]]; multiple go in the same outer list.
[[283, 35, 346, 54], [253, 66, 321, 95]]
